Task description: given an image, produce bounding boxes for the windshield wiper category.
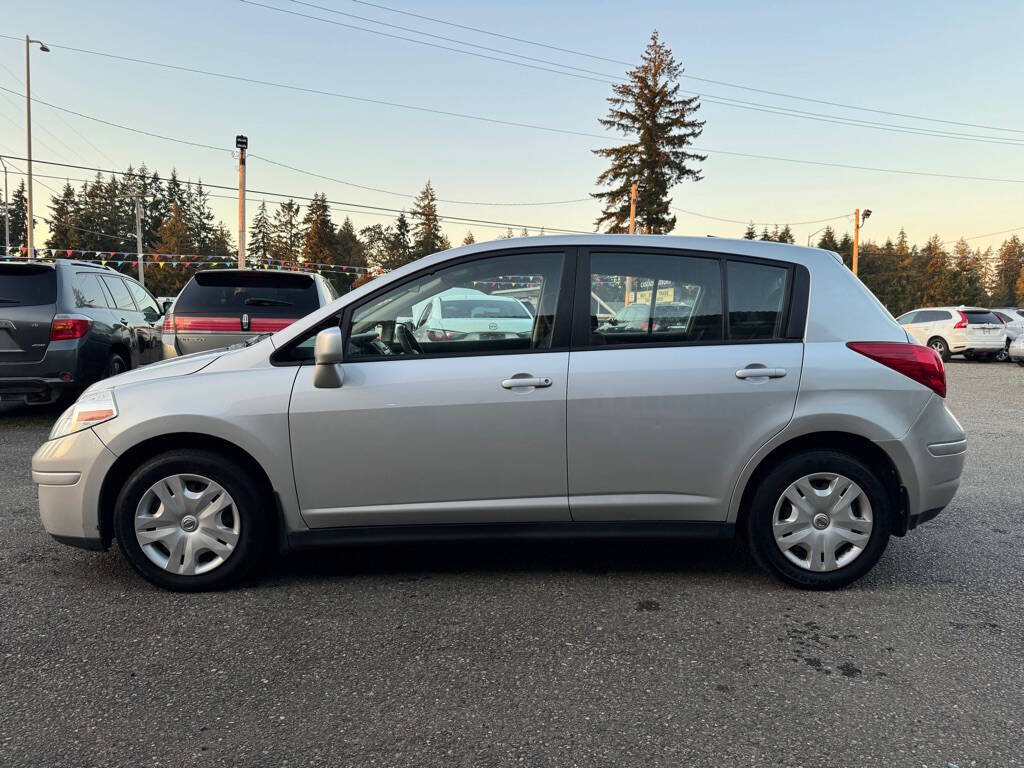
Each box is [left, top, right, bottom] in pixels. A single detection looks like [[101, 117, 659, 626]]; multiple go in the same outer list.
[[244, 297, 292, 307]]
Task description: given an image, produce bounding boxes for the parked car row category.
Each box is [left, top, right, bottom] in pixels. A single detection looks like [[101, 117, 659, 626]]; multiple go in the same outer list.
[[0, 260, 336, 405], [896, 305, 1024, 363]]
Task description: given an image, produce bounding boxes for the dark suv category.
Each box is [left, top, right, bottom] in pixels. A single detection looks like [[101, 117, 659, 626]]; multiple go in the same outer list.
[[0, 260, 165, 405]]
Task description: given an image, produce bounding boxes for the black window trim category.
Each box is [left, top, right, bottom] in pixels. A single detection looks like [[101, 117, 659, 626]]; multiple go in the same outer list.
[[571, 246, 807, 352], [270, 245, 578, 366]]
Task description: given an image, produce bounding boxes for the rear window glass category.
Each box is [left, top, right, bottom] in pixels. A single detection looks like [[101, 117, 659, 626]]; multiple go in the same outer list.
[[74, 273, 110, 309], [0, 265, 56, 306], [440, 298, 530, 319], [964, 311, 1000, 325], [174, 271, 319, 317]]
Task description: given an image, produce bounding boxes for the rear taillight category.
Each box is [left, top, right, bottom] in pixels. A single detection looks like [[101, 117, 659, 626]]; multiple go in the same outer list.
[[161, 313, 175, 333], [172, 316, 243, 332], [426, 329, 468, 341], [953, 311, 967, 329], [250, 317, 295, 333], [847, 341, 946, 398], [50, 314, 92, 341]]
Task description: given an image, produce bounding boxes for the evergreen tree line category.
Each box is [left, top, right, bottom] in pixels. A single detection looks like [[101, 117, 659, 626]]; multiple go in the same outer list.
[[745, 223, 1024, 315]]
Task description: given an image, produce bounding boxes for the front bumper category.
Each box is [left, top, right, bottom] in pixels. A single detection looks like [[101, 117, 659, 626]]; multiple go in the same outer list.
[[876, 395, 966, 531], [33, 428, 117, 548]]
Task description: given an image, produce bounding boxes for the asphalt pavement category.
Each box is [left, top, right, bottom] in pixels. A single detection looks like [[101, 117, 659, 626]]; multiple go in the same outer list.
[[1, 360, 1022, 767]]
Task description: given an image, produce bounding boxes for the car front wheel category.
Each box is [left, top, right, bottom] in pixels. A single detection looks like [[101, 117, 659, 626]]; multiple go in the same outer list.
[[113, 449, 270, 591], [747, 450, 892, 589]]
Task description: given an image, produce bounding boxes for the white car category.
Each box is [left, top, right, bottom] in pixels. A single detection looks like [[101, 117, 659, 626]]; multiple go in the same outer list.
[[1009, 334, 1024, 366], [992, 308, 1024, 362], [410, 288, 534, 346], [896, 307, 1005, 361]]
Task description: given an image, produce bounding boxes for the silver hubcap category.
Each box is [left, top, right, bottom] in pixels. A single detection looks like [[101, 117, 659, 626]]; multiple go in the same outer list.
[[930, 341, 944, 351], [134, 474, 240, 576], [772, 472, 873, 572]]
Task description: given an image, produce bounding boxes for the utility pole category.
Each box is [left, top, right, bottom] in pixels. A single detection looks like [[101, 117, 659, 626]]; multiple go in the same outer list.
[[852, 208, 860, 276], [236, 135, 248, 269], [1, 156, 8, 255], [24, 36, 49, 259], [628, 182, 638, 235], [135, 197, 145, 287], [851, 208, 872, 276]]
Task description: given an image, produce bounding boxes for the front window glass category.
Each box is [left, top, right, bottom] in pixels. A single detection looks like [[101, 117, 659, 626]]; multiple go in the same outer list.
[[346, 252, 564, 359], [589, 252, 723, 346]]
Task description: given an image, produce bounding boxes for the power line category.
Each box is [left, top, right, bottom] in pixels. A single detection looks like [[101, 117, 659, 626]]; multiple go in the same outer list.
[[4, 36, 1022, 183], [348, 0, 634, 66], [237, 7, 1024, 146], [672, 208, 850, 227], [284, 0, 625, 81], [344, 0, 1024, 136], [238, 0, 615, 85]]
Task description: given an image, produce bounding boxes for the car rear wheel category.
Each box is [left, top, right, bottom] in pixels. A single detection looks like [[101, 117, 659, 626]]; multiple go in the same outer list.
[[105, 352, 128, 378], [746, 450, 892, 589], [928, 337, 950, 362], [113, 449, 270, 591]]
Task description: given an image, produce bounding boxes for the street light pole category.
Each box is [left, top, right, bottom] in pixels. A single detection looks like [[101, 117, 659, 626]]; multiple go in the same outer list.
[[0, 156, 9, 255], [236, 135, 248, 270], [24, 35, 49, 259], [135, 197, 145, 287]]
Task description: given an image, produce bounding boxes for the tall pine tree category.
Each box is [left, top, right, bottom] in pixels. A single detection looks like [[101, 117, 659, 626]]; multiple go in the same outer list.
[[248, 201, 273, 265], [592, 31, 705, 233], [410, 181, 449, 257], [742, 222, 757, 240], [45, 183, 79, 249], [270, 200, 302, 261], [300, 193, 336, 264]]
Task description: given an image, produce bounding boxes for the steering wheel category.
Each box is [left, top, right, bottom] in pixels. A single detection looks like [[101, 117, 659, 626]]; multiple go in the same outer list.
[[395, 323, 422, 355]]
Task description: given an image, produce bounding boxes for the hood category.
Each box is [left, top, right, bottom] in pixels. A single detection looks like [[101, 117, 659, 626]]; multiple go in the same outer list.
[[85, 349, 225, 394]]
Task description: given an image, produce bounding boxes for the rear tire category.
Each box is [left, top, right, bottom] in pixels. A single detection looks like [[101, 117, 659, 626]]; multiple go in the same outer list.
[[114, 449, 270, 591], [928, 337, 951, 362], [746, 450, 892, 590], [105, 352, 129, 379]]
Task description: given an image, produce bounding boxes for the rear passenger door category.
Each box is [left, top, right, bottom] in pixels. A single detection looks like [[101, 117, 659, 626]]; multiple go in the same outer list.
[[566, 249, 805, 523], [71, 271, 119, 379]]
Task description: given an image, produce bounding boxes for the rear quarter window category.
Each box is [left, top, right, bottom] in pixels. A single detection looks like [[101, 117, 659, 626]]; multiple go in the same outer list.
[[174, 271, 319, 316], [0, 265, 56, 306]]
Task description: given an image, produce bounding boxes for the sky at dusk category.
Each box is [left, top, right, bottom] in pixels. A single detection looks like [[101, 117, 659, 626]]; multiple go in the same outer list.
[[2, 0, 1023, 252]]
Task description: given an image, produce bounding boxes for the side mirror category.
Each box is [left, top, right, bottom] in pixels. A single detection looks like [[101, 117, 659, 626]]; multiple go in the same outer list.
[[162, 300, 174, 315], [313, 327, 345, 389]]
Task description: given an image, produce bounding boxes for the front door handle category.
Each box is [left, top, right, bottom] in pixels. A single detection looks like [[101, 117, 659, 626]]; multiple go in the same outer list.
[[501, 376, 552, 389], [736, 366, 787, 380]]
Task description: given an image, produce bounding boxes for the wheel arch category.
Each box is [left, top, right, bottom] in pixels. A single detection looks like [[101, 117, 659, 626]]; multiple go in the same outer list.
[[733, 431, 906, 538], [98, 432, 278, 546], [108, 342, 133, 370]]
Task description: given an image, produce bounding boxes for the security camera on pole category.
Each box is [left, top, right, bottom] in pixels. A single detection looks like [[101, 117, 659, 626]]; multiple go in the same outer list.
[[852, 208, 872, 276], [236, 135, 248, 270]]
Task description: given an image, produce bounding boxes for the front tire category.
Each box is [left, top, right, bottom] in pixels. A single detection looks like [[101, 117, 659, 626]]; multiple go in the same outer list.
[[746, 450, 892, 590], [928, 337, 951, 362], [113, 449, 270, 591]]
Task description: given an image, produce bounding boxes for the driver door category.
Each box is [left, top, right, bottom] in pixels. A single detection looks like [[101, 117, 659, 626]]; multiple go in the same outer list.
[[287, 248, 574, 528]]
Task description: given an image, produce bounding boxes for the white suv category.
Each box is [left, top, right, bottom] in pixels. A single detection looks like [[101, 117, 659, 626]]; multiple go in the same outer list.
[[896, 307, 1006, 361]]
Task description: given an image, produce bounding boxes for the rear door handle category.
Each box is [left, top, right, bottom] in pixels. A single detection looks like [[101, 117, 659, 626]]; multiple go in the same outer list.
[[501, 376, 552, 389], [736, 367, 787, 379]]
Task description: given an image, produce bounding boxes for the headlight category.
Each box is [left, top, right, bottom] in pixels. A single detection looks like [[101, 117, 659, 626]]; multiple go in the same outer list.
[[49, 389, 118, 440]]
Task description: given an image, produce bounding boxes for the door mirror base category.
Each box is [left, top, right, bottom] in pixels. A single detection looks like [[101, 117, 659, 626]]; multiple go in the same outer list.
[[313, 362, 344, 389]]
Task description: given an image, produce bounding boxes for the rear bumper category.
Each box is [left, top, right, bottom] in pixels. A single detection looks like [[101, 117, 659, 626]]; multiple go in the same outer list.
[[0, 342, 89, 403], [33, 428, 117, 547], [963, 338, 1005, 352], [0, 376, 70, 404], [876, 395, 966, 529]]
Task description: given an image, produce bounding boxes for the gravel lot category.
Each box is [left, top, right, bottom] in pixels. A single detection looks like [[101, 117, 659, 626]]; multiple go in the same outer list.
[[1, 360, 1022, 768]]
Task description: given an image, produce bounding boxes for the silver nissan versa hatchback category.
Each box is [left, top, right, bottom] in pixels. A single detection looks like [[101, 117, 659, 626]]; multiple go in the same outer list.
[[33, 236, 966, 591]]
